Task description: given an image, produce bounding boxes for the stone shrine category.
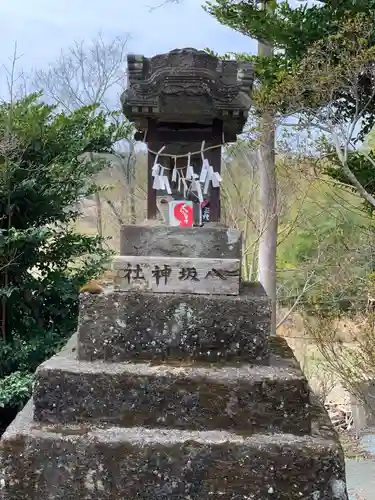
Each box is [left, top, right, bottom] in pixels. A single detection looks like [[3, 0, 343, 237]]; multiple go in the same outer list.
[[0, 48, 348, 499], [121, 47, 254, 223]]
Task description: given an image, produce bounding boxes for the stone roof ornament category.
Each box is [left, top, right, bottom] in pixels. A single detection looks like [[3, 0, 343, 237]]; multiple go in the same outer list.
[[121, 47, 254, 142]]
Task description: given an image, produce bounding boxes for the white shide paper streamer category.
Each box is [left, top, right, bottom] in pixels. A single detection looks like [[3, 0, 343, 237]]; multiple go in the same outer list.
[[151, 142, 222, 200]]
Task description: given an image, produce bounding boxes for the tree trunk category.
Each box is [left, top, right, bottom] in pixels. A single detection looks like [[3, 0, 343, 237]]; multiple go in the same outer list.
[[257, 2, 278, 336]]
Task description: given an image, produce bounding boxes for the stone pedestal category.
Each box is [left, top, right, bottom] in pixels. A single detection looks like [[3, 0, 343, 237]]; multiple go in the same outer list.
[[119, 225, 242, 259], [0, 225, 349, 499]]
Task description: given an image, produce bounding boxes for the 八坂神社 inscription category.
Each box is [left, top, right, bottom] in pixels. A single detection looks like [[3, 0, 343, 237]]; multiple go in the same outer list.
[[113, 256, 240, 295]]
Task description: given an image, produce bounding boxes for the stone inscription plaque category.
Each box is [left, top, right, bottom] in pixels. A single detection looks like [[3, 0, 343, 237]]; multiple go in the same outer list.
[[113, 256, 240, 295]]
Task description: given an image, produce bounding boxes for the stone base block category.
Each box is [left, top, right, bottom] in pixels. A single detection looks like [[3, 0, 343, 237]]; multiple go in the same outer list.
[[112, 256, 241, 295], [120, 224, 242, 259], [33, 336, 310, 435], [0, 399, 348, 500], [78, 282, 270, 362]]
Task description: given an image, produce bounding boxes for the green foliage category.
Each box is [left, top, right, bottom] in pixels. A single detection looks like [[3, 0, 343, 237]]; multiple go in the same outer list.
[[324, 152, 375, 213], [0, 372, 34, 410], [206, 1, 375, 108], [277, 178, 373, 313], [205, 0, 375, 82], [0, 93, 127, 409], [206, 1, 375, 214], [260, 14, 375, 124]]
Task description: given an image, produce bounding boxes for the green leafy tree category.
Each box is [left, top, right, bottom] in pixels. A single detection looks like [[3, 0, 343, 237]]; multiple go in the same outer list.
[[205, 1, 375, 198], [205, 1, 375, 116], [254, 13, 375, 212], [0, 93, 128, 410]]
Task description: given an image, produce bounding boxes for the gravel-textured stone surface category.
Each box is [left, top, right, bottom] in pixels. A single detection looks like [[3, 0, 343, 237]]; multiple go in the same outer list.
[[77, 282, 271, 363], [0, 398, 348, 500], [34, 335, 310, 434]]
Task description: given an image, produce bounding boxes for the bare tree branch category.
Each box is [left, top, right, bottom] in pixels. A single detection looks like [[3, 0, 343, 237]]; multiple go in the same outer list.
[[0, 42, 29, 103], [147, 0, 182, 11], [276, 271, 317, 330], [33, 32, 131, 112], [34, 33, 141, 233]]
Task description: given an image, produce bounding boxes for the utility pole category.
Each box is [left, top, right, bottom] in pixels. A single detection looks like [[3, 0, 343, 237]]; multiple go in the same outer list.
[[257, 1, 278, 336]]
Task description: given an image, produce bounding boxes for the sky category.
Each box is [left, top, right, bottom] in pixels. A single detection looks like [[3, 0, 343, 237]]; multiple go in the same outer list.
[[0, 0, 255, 97]]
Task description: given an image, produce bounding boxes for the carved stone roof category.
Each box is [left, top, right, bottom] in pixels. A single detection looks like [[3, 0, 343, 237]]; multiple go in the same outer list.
[[121, 48, 254, 139]]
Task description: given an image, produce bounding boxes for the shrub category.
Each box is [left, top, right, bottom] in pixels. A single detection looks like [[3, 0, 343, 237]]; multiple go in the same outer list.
[[0, 93, 127, 410]]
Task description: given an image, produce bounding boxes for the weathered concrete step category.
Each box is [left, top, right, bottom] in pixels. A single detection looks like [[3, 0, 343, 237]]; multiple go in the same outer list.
[[0, 399, 348, 500], [78, 282, 270, 362], [33, 340, 310, 435]]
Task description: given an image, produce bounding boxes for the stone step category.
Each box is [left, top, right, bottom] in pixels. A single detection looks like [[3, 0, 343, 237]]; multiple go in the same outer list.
[[33, 336, 310, 435], [0, 399, 348, 500], [78, 282, 270, 363]]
